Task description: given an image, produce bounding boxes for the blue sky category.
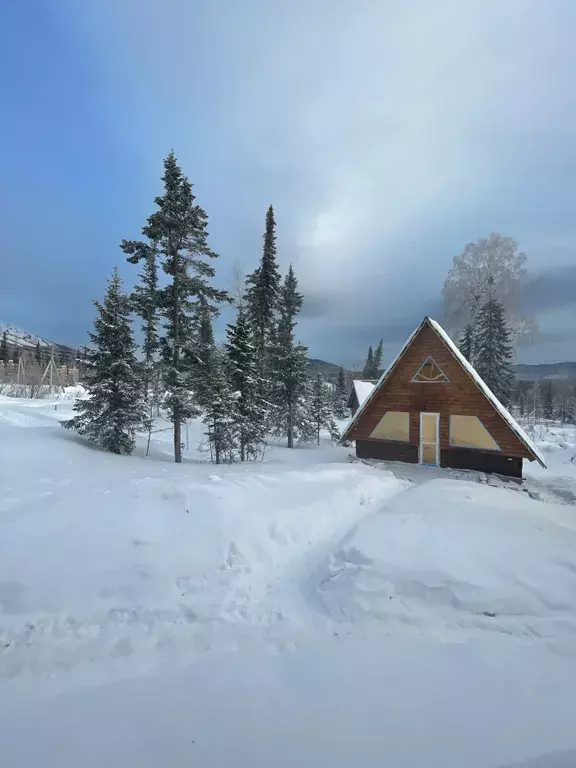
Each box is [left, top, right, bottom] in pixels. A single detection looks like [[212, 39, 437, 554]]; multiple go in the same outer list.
[[1, 0, 576, 367]]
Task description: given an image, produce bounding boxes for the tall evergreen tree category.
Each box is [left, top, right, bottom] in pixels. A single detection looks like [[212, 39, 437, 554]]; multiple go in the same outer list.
[[202, 350, 236, 464], [35, 341, 42, 366], [225, 305, 266, 460], [373, 339, 384, 374], [362, 345, 376, 378], [0, 331, 8, 363], [269, 265, 310, 448], [474, 298, 515, 406], [310, 373, 339, 444], [458, 324, 475, 363], [122, 240, 160, 369], [125, 151, 229, 463], [12, 347, 19, 365], [63, 268, 146, 455], [333, 365, 349, 419], [245, 205, 281, 369]]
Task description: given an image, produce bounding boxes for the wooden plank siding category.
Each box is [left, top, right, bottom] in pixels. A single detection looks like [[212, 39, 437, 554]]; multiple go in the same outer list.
[[349, 324, 532, 461]]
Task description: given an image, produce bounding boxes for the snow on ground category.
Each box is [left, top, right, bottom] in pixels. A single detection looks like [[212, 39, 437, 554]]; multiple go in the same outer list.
[[2, 397, 576, 766]]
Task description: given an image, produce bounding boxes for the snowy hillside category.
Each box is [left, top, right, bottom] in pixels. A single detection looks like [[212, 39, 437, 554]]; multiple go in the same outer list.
[[2, 397, 576, 766], [0, 321, 54, 349]]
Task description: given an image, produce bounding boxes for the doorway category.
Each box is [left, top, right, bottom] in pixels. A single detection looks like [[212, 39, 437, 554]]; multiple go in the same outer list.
[[419, 412, 439, 466]]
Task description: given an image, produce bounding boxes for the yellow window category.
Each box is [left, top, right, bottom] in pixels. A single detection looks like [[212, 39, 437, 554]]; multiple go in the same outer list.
[[370, 412, 410, 441], [450, 415, 500, 451]]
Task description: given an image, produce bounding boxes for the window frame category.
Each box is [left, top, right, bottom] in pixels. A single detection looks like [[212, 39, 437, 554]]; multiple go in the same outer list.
[[449, 415, 501, 452], [369, 410, 411, 443], [411, 355, 450, 383]]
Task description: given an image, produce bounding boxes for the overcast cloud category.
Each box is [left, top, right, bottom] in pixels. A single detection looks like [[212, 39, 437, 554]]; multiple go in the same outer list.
[[2, 0, 575, 366]]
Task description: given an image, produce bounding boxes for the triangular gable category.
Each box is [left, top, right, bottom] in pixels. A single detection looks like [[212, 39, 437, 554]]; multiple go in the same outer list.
[[411, 356, 449, 382], [340, 317, 546, 468]]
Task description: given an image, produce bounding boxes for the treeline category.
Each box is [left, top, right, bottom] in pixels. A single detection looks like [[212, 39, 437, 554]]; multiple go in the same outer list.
[[64, 152, 348, 462]]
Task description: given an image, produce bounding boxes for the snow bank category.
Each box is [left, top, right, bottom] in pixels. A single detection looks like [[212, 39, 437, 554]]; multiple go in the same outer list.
[[315, 477, 576, 647]]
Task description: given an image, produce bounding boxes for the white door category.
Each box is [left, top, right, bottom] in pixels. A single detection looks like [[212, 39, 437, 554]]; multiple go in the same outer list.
[[419, 412, 439, 466]]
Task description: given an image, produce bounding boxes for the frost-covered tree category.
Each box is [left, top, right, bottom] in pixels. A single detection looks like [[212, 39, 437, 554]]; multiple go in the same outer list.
[[362, 346, 377, 378], [125, 151, 229, 463], [63, 268, 146, 455], [269, 265, 310, 448], [542, 379, 554, 420], [202, 350, 236, 464], [1, 331, 9, 363], [443, 233, 531, 343], [373, 339, 383, 374], [225, 305, 266, 460], [310, 373, 339, 444], [474, 297, 515, 406], [333, 365, 349, 419], [458, 324, 475, 364], [245, 205, 281, 370], [189, 296, 217, 411]]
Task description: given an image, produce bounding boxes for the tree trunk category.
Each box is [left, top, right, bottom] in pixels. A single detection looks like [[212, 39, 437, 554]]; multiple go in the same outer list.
[[174, 410, 182, 463], [287, 397, 293, 449]]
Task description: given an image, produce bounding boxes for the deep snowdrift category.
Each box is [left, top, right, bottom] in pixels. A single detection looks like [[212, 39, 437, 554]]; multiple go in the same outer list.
[[314, 478, 576, 648]]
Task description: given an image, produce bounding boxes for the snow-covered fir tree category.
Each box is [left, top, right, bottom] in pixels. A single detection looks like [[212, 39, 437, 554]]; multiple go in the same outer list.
[[225, 304, 266, 461], [474, 298, 515, 406], [269, 265, 311, 448], [189, 296, 217, 411], [125, 151, 229, 463], [458, 324, 475, 364], [202, 349, 237, 464], [373, 339, 383, 374], [362, 345, 377, 378], [542, 380, 554, 420], [245, 204, 281, 371], [309, 373, 339, 444], [122, 240, 159, 370], [333, 365, 349, 419], [63, 268, 146, 455]]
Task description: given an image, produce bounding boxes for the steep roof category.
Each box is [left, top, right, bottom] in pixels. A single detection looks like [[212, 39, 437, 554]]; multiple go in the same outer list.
[[340, 317, 546, 468], [349, 380, 376, 408]]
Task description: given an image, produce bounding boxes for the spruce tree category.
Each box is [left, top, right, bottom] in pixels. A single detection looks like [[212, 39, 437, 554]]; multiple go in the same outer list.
[[12, 347, 19, 365], [122, 240, 159, 370], [63, 268, 146, 455], [373, 339, 384, 374], [333, 365, 349, 419], [310, 373, 339, 444], [202, 350, 236, 464], [225, 305, 265, 460], [458, 324, 475, 363], [190, 296, 216, 411], [362, 346, 377, 378], [125, 151, 229, 463], [35, 341, 42, 366], [0, 331, 8, 363], [474, 298, 515, 406], [269, 265, 310, 448], [245, 205, 281, 370]]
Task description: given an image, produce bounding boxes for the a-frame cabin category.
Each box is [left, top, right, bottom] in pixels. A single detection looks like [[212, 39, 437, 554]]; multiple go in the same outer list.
[[340, 317, 546, 478]]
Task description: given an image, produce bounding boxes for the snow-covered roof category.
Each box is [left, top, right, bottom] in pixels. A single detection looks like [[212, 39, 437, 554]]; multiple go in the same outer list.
[[340, 317, 547, 469], [352, 380, 375, 407]]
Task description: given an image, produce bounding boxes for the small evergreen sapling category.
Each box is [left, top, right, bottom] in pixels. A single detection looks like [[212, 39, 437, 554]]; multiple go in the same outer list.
[[225, 305, 266, 461], [333, 365, 349, 419], [310, 373, 339, 444], [202, 350, 237, 464], [63, 268, 146, 455]]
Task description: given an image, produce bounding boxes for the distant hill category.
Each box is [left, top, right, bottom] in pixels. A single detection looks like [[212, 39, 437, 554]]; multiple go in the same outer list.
[[514, 362, 576, 381], [0, 322, 77, 362], [309, 356, 576, 383]]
